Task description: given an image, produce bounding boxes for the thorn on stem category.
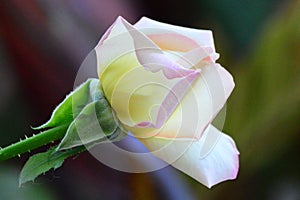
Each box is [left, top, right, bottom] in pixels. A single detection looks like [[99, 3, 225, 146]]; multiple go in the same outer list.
[[18, 154, 21, 158]]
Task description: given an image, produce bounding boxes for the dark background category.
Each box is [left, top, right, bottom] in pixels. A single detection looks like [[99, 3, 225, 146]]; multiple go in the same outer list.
[[0, 0, 299, 199]]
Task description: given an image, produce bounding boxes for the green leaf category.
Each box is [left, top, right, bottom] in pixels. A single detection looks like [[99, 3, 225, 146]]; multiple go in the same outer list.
[[19, 146, 85, 186], [34, 79, 102, 130]]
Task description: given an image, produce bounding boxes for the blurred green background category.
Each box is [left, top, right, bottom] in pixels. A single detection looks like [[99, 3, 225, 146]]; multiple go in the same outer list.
[[0, 0, 299, 199]]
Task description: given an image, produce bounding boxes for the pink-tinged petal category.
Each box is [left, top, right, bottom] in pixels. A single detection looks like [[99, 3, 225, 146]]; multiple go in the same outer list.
[[176, 46, 220, 69], [96, 16, 196, 79], [96, 16, 201, 131], [136, 70, 200, 129], [147, 33, 199, 52], [106, 65, 200, 133], [137, 52, 197, 79], [128, 63, 234, 139], [140, 125, 239, 188], [120, 19, 196, 79], [97, 19, 116, 47], [96, 16, 136, 76], [134, 17, 216, 52]]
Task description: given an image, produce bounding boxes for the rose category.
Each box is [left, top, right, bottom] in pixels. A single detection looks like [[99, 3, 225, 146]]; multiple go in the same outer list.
[[95, 16, 239, 188]]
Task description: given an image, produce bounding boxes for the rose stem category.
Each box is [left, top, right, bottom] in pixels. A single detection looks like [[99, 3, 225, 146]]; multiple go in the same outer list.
[[0, 125, 68, 162]]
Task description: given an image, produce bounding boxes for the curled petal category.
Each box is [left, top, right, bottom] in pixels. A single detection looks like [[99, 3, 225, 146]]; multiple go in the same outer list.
[[96, 16, 200, 132], [96, 16, 196, 79], [215, 64, 235, 99], [128, 63, 234, 139], [134, 17, 216, 52], [120, 18, 196, 79], [135, 70, 200, 129], [140, 125, 239, 188], [176, 46, 220, 69], [147, 33, 199, 52]]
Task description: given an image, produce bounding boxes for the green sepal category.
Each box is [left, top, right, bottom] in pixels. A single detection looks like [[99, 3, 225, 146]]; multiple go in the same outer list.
[[33, 79, 102, 130], [57, 98, 121, 150]]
